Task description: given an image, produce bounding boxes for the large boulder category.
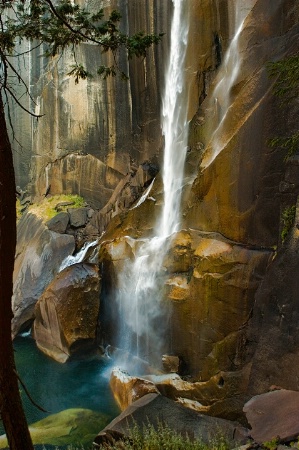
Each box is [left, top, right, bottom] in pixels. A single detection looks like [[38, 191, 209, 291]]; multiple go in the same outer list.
[[243, 390, 299, 444], [12, 212, 75, 337], [33, 263, 100, 362], [0, 408, 108, 449], [46, 212, 69, 233], [94, 393, 249, 448]]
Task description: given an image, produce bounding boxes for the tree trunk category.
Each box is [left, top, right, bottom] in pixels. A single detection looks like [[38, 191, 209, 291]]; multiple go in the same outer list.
[[0, 94, 34, 449]]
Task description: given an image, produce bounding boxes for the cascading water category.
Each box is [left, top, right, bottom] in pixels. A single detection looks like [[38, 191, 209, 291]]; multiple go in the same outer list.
[[202, 0, 256, 168], [59, 239, 99, 272], [114, 0, 190, 370]]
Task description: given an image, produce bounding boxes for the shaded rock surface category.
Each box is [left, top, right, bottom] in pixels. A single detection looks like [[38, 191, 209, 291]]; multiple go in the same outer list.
[[243, 390, 299, 444], [46, 212, 69, 233], [33, 263, 100, 362], [94, 393, 249, 447], [245, 201, 299, 394], [162, 355, 180, 373], [12, 212, 75, 337], [68, 207, 89, 228]]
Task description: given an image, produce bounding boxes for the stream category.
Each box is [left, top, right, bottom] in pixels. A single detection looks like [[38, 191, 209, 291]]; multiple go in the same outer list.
[[0, 335, 119, 439]]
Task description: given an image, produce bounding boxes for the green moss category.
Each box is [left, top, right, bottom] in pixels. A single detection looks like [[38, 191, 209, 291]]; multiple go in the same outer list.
[[281, 204, 296, 242], [28, 194, 85, 222], [16, 198, 22, 220], [0, 408, 108, 449]]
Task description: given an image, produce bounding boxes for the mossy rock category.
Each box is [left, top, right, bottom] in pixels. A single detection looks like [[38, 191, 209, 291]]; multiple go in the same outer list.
[[0, 408, 108, 448], [28, 195, 85, 222]]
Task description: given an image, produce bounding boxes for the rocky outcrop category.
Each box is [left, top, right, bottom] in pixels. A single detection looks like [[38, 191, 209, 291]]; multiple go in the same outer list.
[[110, 368, 159, 411], [46, 212, 69, 233], [244, 390, 299, 444], [12, 212, 75, 337], [33, 263, 100, 362], [91, 161, 159, 234], [94, 393, 249, 447], [99, 229, 271, 382]]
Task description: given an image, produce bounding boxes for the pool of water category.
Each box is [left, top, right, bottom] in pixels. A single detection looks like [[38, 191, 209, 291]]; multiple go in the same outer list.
[[0, 335, 120, 437]]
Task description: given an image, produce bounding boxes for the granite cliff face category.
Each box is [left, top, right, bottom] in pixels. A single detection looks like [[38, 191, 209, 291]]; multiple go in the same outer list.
[[12, 0, 171, 209], [12, 0, 299, 421]]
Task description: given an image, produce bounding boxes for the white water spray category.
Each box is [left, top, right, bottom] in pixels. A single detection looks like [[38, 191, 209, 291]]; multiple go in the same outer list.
[[59, 239, 99, 272], [114, 0, 190, 369], [202, 0, 255, 168]]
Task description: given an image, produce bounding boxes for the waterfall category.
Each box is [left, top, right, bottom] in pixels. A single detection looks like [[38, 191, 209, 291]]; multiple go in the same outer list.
[[114, 0, 190, 370], [202, 0, 255, 168], [59, 239, 99, 272], [159, 0, 189, 238]]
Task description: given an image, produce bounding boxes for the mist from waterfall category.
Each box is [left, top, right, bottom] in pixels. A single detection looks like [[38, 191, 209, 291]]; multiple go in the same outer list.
[[202, 0, 255, 168], [114, 0, 189, 370]]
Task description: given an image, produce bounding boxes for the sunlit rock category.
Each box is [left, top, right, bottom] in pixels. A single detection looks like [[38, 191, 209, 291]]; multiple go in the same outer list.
[[184, 0, 298, 247], [110, 368, 159, 411], [146, 365, 252, 422], [162, 230, 272, 380], [33, 263, 100, 363]]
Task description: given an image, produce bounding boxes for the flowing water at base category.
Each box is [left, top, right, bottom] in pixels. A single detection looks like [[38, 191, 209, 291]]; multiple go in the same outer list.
[[0, 336, 119, 441]]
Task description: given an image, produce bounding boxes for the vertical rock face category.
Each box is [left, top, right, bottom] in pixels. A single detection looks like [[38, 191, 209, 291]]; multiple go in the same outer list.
[[12, 0, 232, 207], [246, 202, 299, 395], [185, 0, 298, 247], [12, 0, 172, 206]]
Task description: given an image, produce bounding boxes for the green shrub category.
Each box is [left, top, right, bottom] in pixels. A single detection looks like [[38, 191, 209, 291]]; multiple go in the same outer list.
[[281, 204, 296, 242], [263, 437, 279, 450], [96, 422, 230, 450], [268, 132, 299, 161]]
